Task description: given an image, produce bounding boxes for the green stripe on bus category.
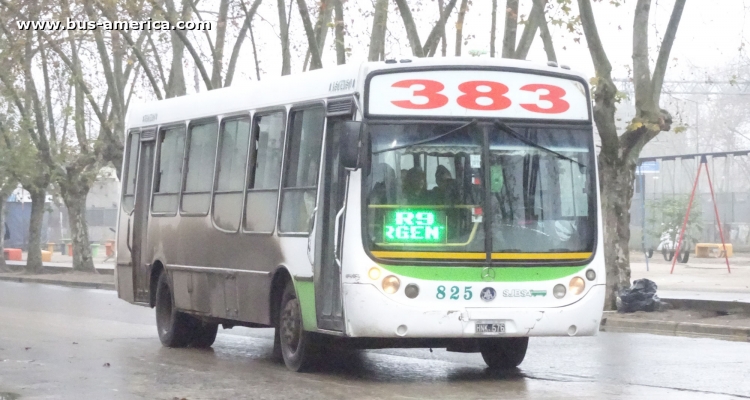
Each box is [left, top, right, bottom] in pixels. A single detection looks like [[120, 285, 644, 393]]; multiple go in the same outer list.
[[294, 280, 317, 331], [378, 265, 587, 282]]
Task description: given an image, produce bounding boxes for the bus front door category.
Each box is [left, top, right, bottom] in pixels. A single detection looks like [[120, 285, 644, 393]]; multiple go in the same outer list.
[[131, 132, 156, 303], [313, 116, 348, 332]]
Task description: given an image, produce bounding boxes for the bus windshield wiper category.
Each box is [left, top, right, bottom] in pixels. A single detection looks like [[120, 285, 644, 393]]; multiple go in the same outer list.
[[373, 119, 477, 154], [493, 121, 587, 169]]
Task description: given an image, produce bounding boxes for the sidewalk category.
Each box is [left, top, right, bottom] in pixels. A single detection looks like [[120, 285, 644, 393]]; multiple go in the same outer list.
[[601, 252, 750, 342], [0, 250, 116, 289]]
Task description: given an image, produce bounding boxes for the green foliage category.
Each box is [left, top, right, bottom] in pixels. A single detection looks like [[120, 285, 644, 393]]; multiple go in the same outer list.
[[646, 195, 703, 249]]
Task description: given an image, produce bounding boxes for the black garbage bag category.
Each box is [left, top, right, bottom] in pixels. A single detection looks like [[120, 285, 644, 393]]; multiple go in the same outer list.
[[616, 278, 665, 313]]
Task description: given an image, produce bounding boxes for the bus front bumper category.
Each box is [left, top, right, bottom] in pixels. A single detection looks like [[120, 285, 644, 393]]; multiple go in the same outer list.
[[343, 283, 605, 338]]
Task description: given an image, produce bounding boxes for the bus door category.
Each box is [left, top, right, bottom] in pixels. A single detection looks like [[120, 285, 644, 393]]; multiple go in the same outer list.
[[131, 129, 156, 303], [312, 104, 352, 332]]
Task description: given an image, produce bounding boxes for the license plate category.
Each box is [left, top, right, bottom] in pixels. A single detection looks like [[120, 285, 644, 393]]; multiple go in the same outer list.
[[475, 323, 505, 334]]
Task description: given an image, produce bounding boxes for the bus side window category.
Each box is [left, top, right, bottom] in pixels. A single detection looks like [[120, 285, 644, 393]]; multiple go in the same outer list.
[[244, 111, 285, 233], [213, 117, 251, 232], [121, 131, 140, 213], [152, 126, 186, 214], [181, 120, 219, 215], [278, 106, 325, 234]]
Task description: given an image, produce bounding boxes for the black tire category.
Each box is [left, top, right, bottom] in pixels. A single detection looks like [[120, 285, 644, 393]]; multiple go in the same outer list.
[[278, 281, 319, 372], [189, 322, 219, 348], [480, 337, 529, 370], [679, 250, 690, 263], [155, 272, 193, 348], [662, 247, 674, 261]]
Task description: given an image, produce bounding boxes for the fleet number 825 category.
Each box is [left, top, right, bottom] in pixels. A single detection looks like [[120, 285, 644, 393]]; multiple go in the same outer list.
[[391, 79, 570, 114], [436, 285, 473, 300]]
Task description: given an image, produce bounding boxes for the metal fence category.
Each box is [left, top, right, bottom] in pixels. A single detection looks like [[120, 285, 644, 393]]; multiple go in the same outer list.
[[629, 151, 750, 252]]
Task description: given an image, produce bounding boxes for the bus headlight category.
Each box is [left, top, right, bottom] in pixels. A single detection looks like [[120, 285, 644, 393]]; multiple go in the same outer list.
[[553, 284, 566, 299], [585, 269, 596, 281], [382, 275, 400, 294], [569, 277, 585, 295], [404, 284, 419, 298], [368, 267, 381, 280]]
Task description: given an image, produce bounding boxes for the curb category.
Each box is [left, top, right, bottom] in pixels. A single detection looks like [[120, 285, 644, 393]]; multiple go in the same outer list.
[[0, 275, 115, 291], [600, 316, 750, 342], [661, 298, 750, 314]]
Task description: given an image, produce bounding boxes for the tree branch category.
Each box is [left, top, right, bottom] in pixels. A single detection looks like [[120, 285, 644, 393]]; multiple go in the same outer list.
[[296, 0, 323, 70], [149, 0, 214, 89], [501, 0, 519, 58], [652, 0, 686, 106], [226, 0, 263, 86], [422, 0, 459, 57], [514, 0, 543, 60], [394, 0, 424, 57], [632, 0, 654, 116]]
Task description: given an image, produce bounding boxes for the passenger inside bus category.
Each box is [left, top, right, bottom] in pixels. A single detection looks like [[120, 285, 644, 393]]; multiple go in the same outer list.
[[431, 165, 460, 205], [370, 163, 397, 204], [402, 168, 428, 204]]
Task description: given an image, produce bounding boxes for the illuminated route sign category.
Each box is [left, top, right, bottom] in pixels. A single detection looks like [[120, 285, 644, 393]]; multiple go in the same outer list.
[[384, 210, 446, 243]]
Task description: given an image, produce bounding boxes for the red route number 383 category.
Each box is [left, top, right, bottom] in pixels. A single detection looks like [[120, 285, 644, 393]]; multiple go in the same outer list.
[[390, 79, 570, 114]]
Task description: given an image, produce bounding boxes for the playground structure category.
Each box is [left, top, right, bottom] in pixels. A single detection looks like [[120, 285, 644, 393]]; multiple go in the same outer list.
[[631, 150, 750, 267]]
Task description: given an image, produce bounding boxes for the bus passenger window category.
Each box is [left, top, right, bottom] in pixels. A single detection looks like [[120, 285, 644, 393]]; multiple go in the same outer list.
[[121, 131, 140, 213], [244, 111, 285, 233], [152, 126, 186, 214], [181, 120, 219, 215], [213, 117, 251, 231], [279, 106, 325, 234]]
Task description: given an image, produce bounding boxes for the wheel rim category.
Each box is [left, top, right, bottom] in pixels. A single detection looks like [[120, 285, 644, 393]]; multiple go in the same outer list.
[[156, 282, 173, 336], [280, 297, 301, 354]]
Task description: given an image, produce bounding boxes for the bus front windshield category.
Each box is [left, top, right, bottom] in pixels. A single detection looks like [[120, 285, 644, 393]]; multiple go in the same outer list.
[[365, 122, 596, 263]]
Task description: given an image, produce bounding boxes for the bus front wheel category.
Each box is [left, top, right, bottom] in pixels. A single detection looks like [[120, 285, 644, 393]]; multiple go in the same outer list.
[[479, 337, 529, 369], [278, 281, 320, 372], [155, 272, 193, 348]]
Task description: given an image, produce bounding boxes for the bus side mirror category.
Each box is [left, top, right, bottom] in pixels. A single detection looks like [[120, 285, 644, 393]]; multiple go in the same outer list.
[[340, 121, 363, 169]]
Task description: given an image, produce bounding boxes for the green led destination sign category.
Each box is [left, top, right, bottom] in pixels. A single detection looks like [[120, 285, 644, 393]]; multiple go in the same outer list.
[[384, 210, 446, 243]]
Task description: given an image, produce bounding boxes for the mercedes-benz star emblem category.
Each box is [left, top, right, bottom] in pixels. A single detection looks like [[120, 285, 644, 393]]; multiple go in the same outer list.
[[480, 287, 497, 301], [481, 267, 495, 282]]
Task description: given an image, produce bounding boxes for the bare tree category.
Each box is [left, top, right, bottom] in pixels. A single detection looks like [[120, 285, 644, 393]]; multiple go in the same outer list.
[[394, 0, 459, 58], [577, 0, 687, 308], [277, 0, 292, 75], [369, 0, 389, 61], [333, 0, 346, 64], [455, 0, 469, 56]]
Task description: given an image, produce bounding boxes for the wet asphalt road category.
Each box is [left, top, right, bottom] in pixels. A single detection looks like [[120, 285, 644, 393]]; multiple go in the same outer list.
[[0, 281, 748, 400]]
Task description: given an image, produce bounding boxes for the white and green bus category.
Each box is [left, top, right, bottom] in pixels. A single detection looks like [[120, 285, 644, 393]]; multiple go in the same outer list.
[[116, 57, 604, 371]]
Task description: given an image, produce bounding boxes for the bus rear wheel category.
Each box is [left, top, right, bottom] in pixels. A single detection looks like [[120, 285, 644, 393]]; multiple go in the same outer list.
[[155, 272, 193, 348], [479, 337, 529, 370], [189, 322, 218, 348], [278, 281, 319, 372]]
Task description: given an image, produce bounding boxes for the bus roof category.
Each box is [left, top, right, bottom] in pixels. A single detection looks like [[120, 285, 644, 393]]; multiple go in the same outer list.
[[125, 58, 588, 130]]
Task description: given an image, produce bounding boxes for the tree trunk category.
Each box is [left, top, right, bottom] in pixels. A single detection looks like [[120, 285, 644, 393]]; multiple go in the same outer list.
[[455, 0, 469, 56], [393, 0, 424, 57], [63, 189, 95, 273], [369, 0, 389, 61], [296, 0, 324, 70], [501, 0, 519, 58], [490, 0, 497, 57], [333, 0, 346, 65], [25, 188, 45, 274], [277, 0, 292, 75], [211, 0, 230, 88], [165, 0, 189, 97], [0, 197, 7, 270], [598, 155, 636, 309]]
